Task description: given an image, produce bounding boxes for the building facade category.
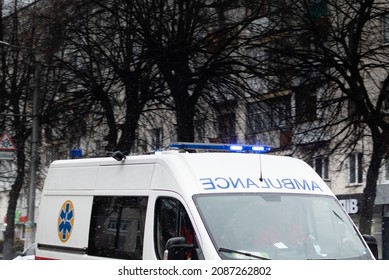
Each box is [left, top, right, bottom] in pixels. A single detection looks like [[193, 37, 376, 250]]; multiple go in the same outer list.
[[1, 0, 389, 259]]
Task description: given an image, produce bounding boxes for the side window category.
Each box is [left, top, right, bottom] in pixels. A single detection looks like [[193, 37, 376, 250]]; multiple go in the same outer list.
[[88, 196, 148, 259], [154, 197, 197, 260]]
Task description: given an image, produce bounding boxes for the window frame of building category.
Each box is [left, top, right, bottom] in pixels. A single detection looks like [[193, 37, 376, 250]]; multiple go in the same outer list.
[[295, 92, 317, 123], [382, 81, 389, 112], [246, 95, 291, 133], [349, 153, 363, 185], [151, 128, 162, 150], [87, 196, 148, 260], [217, 113, 236, 142], [307, 0, 328, 18], [384, 158, 389, 183], [194, 119, 206, 142], [309, 157, 329, 180]]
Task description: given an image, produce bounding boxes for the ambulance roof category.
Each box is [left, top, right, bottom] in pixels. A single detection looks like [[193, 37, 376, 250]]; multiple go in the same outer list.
[[155, 151, 333, 197], [46, 151, 333, 198]]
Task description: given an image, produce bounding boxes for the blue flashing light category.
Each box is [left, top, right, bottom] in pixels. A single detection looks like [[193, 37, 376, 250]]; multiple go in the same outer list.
[[252, 146, 265, 151], [70, 148, 83, 158], [169, 142, 271, 153], [230, 145, 243, 151]]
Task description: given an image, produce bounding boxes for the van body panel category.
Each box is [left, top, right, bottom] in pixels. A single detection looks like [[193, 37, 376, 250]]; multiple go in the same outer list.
[[150, 153, 333, 199], [37, 195, 93, 248], [94, 164, 154, 190], [45, 158, 155, 191], [44, 165, 98, 191], [35, 151, 374, 260]]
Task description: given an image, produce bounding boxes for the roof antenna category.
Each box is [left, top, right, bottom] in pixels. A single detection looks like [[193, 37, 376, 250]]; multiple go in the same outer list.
[[259, 154, 263, 182]]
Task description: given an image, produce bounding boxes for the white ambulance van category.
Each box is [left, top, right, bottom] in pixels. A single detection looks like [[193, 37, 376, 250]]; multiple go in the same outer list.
[[35, 143, 376, 260]]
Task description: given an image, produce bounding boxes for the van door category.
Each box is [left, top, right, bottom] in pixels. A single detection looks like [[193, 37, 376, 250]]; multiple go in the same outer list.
[[153, 196, 202, 260]]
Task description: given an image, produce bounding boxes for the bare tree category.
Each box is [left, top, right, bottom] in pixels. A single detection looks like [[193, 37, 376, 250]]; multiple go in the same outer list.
[[248, 0, 389, 236], [130, 0, 275, 142], [0, 0, 41, 259], [45, 0, 166, 153], [48, 0, 277, 152], [0, 0, 73, 259]]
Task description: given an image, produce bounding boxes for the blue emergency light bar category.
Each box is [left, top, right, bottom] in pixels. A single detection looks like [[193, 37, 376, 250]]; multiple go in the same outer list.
[[169, 142, 271, 153]]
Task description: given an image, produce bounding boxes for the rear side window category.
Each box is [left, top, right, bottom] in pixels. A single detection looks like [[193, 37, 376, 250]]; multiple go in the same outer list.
[[88, 196, 148, 259]]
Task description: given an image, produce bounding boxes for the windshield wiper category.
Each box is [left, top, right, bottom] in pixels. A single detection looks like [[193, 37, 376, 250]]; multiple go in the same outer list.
[[218, 247, 271, 260], [332, 210, 344, 222]]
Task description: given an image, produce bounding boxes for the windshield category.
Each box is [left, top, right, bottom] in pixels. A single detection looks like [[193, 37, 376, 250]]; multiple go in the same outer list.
[[194, 193, 372, 260]]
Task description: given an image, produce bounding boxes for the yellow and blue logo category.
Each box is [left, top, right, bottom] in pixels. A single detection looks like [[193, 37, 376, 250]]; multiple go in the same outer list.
[[57, 200, 74, 242]]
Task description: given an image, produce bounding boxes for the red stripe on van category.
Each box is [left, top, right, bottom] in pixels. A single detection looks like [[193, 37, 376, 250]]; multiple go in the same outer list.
[[35, 256, 57, 260]]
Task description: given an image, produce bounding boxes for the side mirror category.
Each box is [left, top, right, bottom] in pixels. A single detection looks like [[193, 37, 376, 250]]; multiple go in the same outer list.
[[363, 234, 378, 259], [163, 237, 194, 260], [15, 251, 23, 256]]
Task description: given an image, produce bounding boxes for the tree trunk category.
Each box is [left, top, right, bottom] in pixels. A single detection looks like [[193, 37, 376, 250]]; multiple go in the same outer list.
[[117, 111, 140, 153], [3, 148, 26, 259], [358, 134, 384, 234], [94, 87, 118, 152], [175, 101, 195, 142]]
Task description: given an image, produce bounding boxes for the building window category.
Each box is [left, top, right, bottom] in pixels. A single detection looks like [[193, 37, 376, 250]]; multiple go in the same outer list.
[[383, 82, 389, 111], [295, 92, 317, 123], [217, 113, 236, 143], [247, 95, 291, 133], [384, 159, 389, 182], [309, 157, 329, 180], [383, 13, 389, 44], [349, 153, 363, 184], [279, 129, 293, 148], [151, 128, 162, 150], [194, 119, 206, 142], [247, 102, 268, 132], [88, 196, 148, 260]]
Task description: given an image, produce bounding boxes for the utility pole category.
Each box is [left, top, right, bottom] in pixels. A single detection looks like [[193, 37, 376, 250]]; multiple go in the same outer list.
[[25, 61, 41, 249]]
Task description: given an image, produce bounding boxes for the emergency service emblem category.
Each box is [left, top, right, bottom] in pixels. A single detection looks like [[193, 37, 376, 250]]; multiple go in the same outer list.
[[57, 200, 75, 242]]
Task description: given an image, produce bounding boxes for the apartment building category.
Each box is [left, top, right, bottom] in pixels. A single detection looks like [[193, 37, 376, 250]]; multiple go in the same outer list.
[[133, 1, 389, 260], [1, 0, 389, 259]]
